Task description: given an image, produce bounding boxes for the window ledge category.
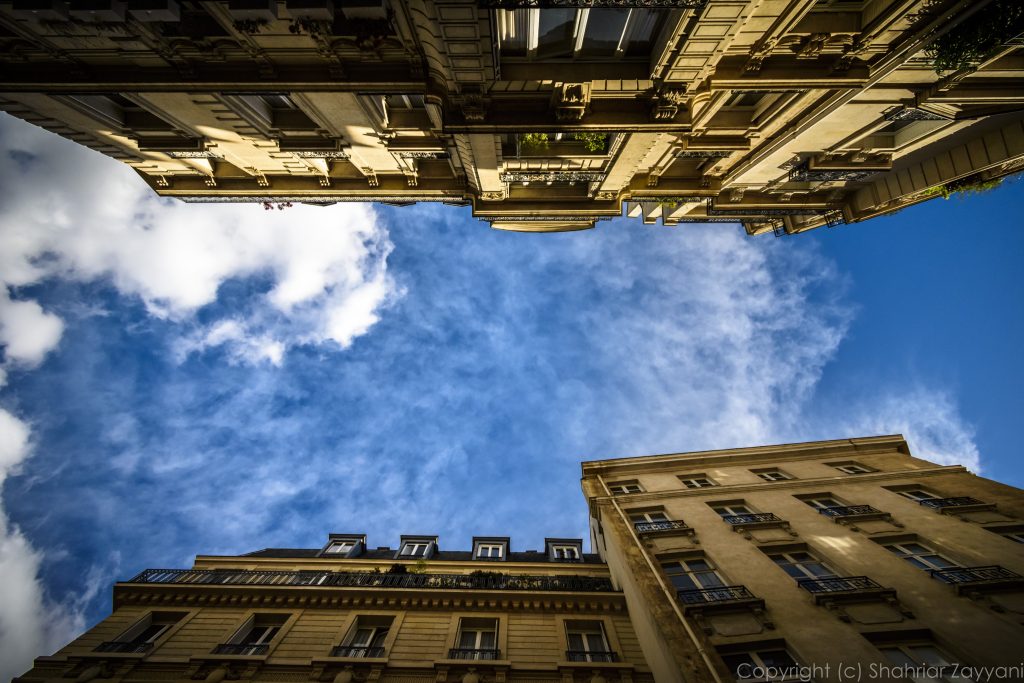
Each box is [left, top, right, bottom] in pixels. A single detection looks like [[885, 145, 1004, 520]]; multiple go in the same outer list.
[[312, 656, 389, 666], [434, 659, 511, 667], [189, 654, 268, 663], [557, 661, 635, 670]]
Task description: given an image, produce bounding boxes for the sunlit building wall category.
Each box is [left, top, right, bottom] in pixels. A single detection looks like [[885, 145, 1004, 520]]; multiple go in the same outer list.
[[0, 0, 1022, 233], [582, 435, 1024, 683]]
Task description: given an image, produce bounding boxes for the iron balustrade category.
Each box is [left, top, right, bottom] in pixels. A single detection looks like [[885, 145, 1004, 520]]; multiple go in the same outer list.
[[127, 568, 615, 592], [818, 505, 882, 518], [566, 650, 619, 662], [211, 643, 269, 656], [721, 512, 782, 525], [330, 645, 385, 658], [930, 565, 1022, 584], [919, 497, 986, 509], [94, 641, 154, 653], [797, 576, 884, 594], [634, 520, 690, 533], [448, 648, 501, 660], [677, 585, 756, 604]]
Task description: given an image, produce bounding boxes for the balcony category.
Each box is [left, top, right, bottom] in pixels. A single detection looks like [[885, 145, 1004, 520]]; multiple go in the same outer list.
[[930, 565, 1024, 594], [566, 650, 619, 663], [721, 512, 783, 525], [127, 568, 614, 593], [330, 645, 385, 658], [918, 497, 986, 510], [677, 585, 758, 605], [798, 576, 884, 593], [448, 648, 500, 660], [211, 643, 268, 656], [818, 505, 883, 518], [634, 520, 693, 536], [94, 641, 153, 653]]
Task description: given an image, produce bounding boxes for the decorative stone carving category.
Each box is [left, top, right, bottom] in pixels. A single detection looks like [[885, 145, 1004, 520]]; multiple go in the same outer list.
[[744, 37, 777, 74], [552, 83, 591, 123], [795, 33, 828, 59], [650, 88, 686, 121], [500, 171, 606, 184]]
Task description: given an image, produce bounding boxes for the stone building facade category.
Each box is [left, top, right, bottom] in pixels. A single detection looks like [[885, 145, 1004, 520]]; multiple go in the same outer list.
[[0, 0, 1022, 233], [13, 436, 1024, 683], [582, 435, 1024, 682]]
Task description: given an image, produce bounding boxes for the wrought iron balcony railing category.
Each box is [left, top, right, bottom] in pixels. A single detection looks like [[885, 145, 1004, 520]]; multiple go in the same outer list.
[[797, 576, 884, 594], [721, 512, 783, 525], [127, 568, 614, 592], [818, 505, 882, 518], [94, 641, 154, 653], [566, 650, 619, 662], [211, 643, 269, 656], [919, 497, 986, 510], [677, 585, 757, 604], [930, 565, 1022, 585], [448, 648, 500, 660], [634, 520, 690, 534], [330, 644, 385, 658]]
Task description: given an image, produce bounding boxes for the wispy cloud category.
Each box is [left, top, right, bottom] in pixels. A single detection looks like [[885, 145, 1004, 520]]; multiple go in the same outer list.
[[0, 113, 984, 681]]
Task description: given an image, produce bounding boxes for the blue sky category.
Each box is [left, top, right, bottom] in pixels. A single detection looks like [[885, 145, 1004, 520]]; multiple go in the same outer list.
[[0, 112, 1021, 678]]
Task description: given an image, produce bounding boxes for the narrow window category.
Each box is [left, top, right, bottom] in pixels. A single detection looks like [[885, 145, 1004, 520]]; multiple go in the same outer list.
[[451, 618, 499, 660], [552, 545, 580, 560], [477, 544, 504, 559], [884, 542, 959, 571], [608, 481, 642, 494], [662, 557, 726, 592], [566, 620, 616, 662], [95, 612, 186, 653], [334, 615, 393, 657], [768, 551, 837, 580], [214, 614, 288, 656], [802, 495, 844, 510], [753, 469, 791, 482], [678, 474, 717, 489]]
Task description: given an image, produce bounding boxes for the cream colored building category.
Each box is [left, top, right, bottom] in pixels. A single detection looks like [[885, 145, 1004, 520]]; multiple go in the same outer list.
[[582, 435, 1024, 683], [13, 535, 655, 683], [13, 436, 1024, 683], [0, 0, 1022, 233]]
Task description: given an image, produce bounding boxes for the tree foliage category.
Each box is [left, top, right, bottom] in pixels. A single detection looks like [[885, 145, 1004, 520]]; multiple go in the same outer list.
[[928, 0, 1024, 72]]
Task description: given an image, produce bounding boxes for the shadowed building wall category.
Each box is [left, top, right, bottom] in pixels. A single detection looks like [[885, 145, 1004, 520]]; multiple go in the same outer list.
[[0, 0, 1022, 233]]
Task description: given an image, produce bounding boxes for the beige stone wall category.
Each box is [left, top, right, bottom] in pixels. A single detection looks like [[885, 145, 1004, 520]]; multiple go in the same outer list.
[[584, 436, 1024, 683]]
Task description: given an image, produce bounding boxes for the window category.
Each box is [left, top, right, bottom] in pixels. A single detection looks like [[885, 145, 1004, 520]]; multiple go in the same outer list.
[[753, 469, 791, 482], [662, 557, 726, 592], [883, 542, 959, 571], [497, 8, 669, 61], [629, 510, 670, 524], [608, 481, 642, 494], [65, 93, 175, 131], [999, 531, 1024, 544], [400, 542, 429, 557], [768, 550, 837, 580], [724, 91, 766, 108], [828, 461, 874, 475], [802, 495, 844, 510], [334, 616, 392, 657], [552, 545, 580, 560], [872, 638, 973, 683], [678, 474, 717, 489], [711, 503, 753, 517], [451, 618, 499, 659], [895, 488, 940, 502], [227, 92, 318, 131], [565, 620, 616, 662], [215, 614, 287, 656], [718, 645, 803, 683], [325, 540, 356, 555], [95, 612, 186, 653], [477, 544, 504, 558]]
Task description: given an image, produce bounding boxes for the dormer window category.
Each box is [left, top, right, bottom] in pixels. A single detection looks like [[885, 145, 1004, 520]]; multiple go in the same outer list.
[[396, 536, 437, 559], [319, 535, 365, 558], [546, 538, 583, 562], [473, 537, 509, 561]]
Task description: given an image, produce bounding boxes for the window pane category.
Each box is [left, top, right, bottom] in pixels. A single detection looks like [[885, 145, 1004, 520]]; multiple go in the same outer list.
[[580, 9, 629, 57], [458, 631, 477, 648], [759, 650, 797, 669], [695, 571, 725, 588], [537, 9, 575, 58]]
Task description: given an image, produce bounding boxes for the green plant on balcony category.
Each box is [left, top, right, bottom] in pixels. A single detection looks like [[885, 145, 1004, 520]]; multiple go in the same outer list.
[[927, 0, 1024, 72], [572, 132, 609, 153], [925, 173, 1004, 199], [519, 133, 550, 153]]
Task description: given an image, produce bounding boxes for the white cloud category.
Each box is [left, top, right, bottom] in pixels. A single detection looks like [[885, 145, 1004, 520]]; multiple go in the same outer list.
[[0, 113, 398, 371], [0, 409, 84, 683], [0, 288, 64, 367], [836, 389, 981, 471]]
